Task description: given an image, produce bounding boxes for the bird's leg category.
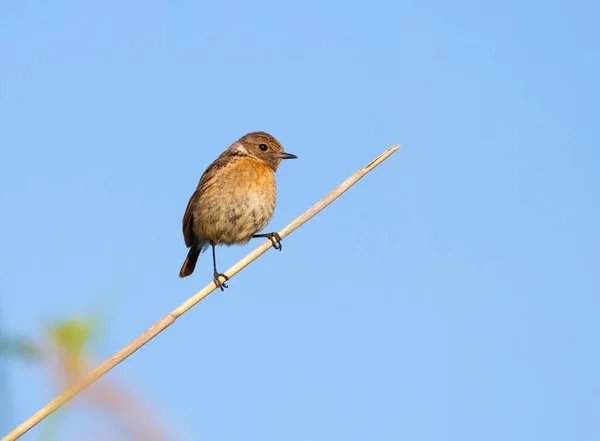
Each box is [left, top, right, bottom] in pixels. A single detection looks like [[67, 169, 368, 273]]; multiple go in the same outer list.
[[253, 232, 283, 251], [211, 243, 229, 290]]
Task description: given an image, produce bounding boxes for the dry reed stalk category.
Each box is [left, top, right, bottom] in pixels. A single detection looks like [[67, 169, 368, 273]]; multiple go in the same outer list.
[[3, 144, 400, 441]]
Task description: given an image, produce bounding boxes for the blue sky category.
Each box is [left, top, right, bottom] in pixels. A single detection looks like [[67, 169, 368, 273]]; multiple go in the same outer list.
[[1, 0, 599, 440]]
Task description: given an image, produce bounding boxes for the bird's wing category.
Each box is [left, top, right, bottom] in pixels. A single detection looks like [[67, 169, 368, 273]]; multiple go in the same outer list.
[[182, 192, 197, 248], [182, 155, 232, 248]]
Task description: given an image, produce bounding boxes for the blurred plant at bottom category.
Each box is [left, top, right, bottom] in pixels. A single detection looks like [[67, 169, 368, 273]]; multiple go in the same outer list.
[[1, 314, 178, 441]]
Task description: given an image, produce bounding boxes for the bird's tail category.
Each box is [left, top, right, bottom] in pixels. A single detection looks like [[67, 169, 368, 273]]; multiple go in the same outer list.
[[179, 245, 201, 278]]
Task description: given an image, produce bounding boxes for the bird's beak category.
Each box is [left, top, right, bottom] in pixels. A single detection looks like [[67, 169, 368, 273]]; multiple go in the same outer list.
[[274, 152, 298, 160]]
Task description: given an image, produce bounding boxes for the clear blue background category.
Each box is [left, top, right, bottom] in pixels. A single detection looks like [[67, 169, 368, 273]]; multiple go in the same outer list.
[[1, 1, 599, 440]]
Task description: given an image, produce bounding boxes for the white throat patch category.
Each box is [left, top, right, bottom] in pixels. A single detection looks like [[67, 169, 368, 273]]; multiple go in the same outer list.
[[230, 143, 249, 155]]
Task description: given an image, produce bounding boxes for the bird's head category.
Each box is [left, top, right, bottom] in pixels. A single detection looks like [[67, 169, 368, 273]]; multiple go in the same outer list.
[[228, 131, 297, 171]]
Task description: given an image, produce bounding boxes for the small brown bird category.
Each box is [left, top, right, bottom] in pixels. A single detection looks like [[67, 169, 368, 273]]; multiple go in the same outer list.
[[179, 131, 297, 289]]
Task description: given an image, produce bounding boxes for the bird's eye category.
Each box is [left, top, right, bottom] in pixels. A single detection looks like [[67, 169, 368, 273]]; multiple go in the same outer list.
[[259, 144, 268, 151]]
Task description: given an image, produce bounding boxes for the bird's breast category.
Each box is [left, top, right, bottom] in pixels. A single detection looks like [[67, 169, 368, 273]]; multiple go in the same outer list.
[[193, 157, 277, 245]]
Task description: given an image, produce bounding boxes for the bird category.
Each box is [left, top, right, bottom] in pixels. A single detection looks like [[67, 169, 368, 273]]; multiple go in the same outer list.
[[179, 131, 297, 290]]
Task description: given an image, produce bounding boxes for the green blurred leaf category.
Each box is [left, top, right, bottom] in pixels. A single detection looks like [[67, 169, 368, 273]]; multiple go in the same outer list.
[[47, 317, 97, 359], [0, 335, 39, 359]]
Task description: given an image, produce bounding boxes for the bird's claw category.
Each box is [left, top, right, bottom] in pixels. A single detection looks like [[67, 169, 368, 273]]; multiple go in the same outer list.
[[266, 232, 283, 250], [213, 272, 229, 291], [252, 232, 283, 250]]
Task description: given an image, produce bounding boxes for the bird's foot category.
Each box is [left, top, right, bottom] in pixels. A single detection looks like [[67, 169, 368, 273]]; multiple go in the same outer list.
[[267, 232, 283, 250], [213, 272, 229, 291], [254, 232, 283, 250]]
